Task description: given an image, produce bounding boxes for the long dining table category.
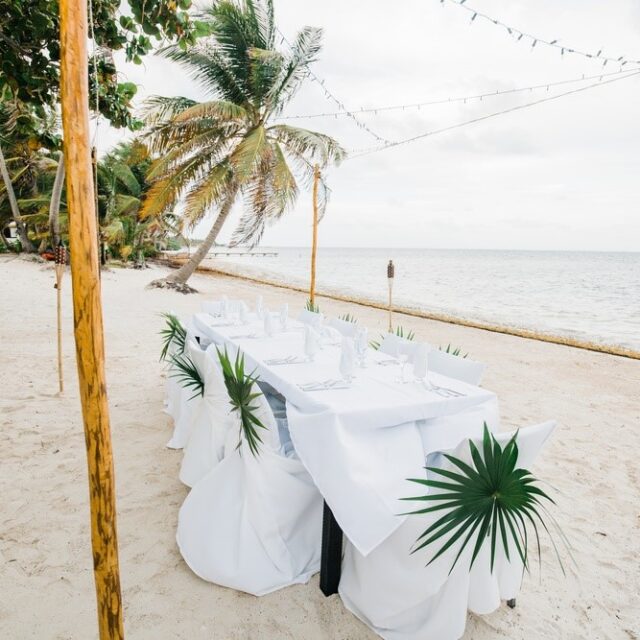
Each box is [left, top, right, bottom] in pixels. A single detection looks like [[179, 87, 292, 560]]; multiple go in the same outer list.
[[192, 311, 500, 595]]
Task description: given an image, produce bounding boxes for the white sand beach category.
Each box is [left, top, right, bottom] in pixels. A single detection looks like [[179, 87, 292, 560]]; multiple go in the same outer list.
[[1, 256, 638, 640]]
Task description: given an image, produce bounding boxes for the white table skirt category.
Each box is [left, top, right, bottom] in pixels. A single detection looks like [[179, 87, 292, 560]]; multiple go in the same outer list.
[[193, 312, 500, 555]]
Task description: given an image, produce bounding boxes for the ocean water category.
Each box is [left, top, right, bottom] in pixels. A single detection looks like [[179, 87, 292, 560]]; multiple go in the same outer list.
[[210, 248, 640, 352]]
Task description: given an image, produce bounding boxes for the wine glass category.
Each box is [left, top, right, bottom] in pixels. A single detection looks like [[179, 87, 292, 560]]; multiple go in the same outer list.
[[340, 338, 356, 384], [396, 343, 411, 383], [355, 327, 368, 368], [279, 303, 289, 331]]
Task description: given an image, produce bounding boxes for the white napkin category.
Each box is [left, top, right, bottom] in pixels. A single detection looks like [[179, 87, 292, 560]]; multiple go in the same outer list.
[[263, 307, 274, 336], [238, 301, 248, 324], [321, 326, 342, 343], [340, 337, 356, 381], [304, 325, 320, 360], [280, 303, 289, 330], [413, 343, 428, 379]]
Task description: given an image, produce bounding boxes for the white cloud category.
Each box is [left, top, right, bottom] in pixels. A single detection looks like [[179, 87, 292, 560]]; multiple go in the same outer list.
[[96, 0, 640, 251]]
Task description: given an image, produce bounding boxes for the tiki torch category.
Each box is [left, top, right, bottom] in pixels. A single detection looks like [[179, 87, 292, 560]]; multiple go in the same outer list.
[[387, 259, 395, 333], [54, 242, 66, 393]]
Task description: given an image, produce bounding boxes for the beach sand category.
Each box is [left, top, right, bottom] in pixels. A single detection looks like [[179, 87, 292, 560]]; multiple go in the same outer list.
[[1, 256, 638, 640]]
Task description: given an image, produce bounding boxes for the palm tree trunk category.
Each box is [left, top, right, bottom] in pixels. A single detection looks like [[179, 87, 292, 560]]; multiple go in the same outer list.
[[0, 142, 36, 252], [154, 186, 238, 292], [49, 152, 66, 247]]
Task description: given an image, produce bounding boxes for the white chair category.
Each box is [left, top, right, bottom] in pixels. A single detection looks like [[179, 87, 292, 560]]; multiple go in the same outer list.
[[297, 308, 324, 328], [164, 317, 198, 424], [378, 333, 418, 360], [328, 317, 359, 337], [427, 349, 486, 386], [339, 420, 556, 640], [166, 339, 204, 450], [176, 380, 323, 596], [179, 344, 233, 487]]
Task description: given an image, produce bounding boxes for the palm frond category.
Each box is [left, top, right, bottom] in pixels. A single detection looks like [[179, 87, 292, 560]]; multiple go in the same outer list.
[[402, 423, 569, 576], [169, 352, 205, 400], [217, 346, 267, 457], [339, 313, 357, 323], [370, 325, 416, 350], [305, 299, 320, 313], [439, 344, 469, 358], [159, 312, 186, 361]]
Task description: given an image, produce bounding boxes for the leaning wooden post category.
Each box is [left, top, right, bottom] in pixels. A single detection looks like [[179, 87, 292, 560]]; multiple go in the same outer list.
[[387, 260, 395, 333], [309, 164, 320, 308], [59, 0, 124, 638], [54, 243, 67, 394]]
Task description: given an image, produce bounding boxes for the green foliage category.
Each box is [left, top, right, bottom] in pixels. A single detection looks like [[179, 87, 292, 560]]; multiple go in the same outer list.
[[217, 346, 266, 457], [370, 325, 416, 350], [159, 312, 186, 361], [339, 313, 357, 323], [403, 423, 569, 575], [140, 0, 345, 250], [169, 352, 204, 400], [439, 344, 469, 358], [0, 0, 206, 128], [305, 299, 320, 313]]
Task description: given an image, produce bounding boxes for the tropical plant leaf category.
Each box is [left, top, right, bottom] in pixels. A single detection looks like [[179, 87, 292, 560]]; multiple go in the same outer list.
[[217, 346, 267, 457], [370, 325, 416, 350], [439, 343, 469, 358], [339, 313, 357, 323], [403, 423, 569, 576], [159, 312, 186, 361], [305, 299, 320, 313], [169, 352, 205, 400]]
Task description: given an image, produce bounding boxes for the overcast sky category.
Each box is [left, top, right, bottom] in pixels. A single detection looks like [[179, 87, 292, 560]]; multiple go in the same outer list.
[[98, 0, 640, 251]]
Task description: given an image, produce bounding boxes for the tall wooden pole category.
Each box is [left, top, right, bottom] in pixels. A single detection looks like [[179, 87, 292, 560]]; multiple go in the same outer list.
[[59, 1, 124, 638], [387, 260, 395, 333], [309, 164, 320, 308]]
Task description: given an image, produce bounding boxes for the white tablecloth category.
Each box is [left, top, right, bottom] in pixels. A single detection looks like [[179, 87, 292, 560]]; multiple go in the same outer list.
[[193, 312, 499, 555]]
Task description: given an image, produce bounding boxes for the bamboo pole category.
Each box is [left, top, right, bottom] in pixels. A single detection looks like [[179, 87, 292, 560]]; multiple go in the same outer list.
[[59, 0, 124, 638], [309, 164, 320, 308], [54, 244, 66, 394], [387, 260, 395, 332]]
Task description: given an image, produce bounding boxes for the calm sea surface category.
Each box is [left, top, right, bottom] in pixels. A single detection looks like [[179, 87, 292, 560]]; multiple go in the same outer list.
[[210, 248, 640, 352]]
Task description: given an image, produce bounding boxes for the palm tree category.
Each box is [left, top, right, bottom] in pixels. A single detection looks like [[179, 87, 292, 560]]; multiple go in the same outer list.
[[140, 0, 345, 292], [98, 140, 176, 263]]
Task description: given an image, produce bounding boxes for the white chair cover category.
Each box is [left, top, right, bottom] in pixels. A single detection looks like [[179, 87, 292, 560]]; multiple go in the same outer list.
[[166, 339, 204, 450], [428, 349, 486, 386], [164, 317, 199, 422], [378, 333, 418, 359], [177, 385, 323, 596], [179, 344, 234, 487], [297, 308, 324, 328], [339, 420, 556, 640], [328, 317, 359, 337]]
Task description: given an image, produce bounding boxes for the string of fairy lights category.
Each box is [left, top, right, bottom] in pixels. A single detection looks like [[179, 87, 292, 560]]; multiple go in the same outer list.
[[276, 67, 639, 121], [276, 4, 640, 159], [439, 0, 640, 68], [346, 70, 640, 159], [277, 29, 393, 144]]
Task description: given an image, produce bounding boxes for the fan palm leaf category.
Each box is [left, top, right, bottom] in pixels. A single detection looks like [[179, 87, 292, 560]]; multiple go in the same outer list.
[[169, 352, 205, 400], [402, 423, 569, 575]]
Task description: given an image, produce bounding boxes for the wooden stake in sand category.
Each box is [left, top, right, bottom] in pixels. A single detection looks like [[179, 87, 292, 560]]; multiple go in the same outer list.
[[59, 0, 124, 637], [387, 260, 395, 332], [309, 164, 320, 308], [54, 243, 66, 394]]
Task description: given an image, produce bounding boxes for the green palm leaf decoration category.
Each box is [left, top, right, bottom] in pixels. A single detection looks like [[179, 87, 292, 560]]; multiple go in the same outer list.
[[439, 344, 468, 358], [305, 299, 320, 313], [159, 312, 187, 361], [403, 423, 569, 575], [339, 313, 357, 323], [217, 346, 267, 457], [370, 325, 416, 350], [169, 352, 205, 400]]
